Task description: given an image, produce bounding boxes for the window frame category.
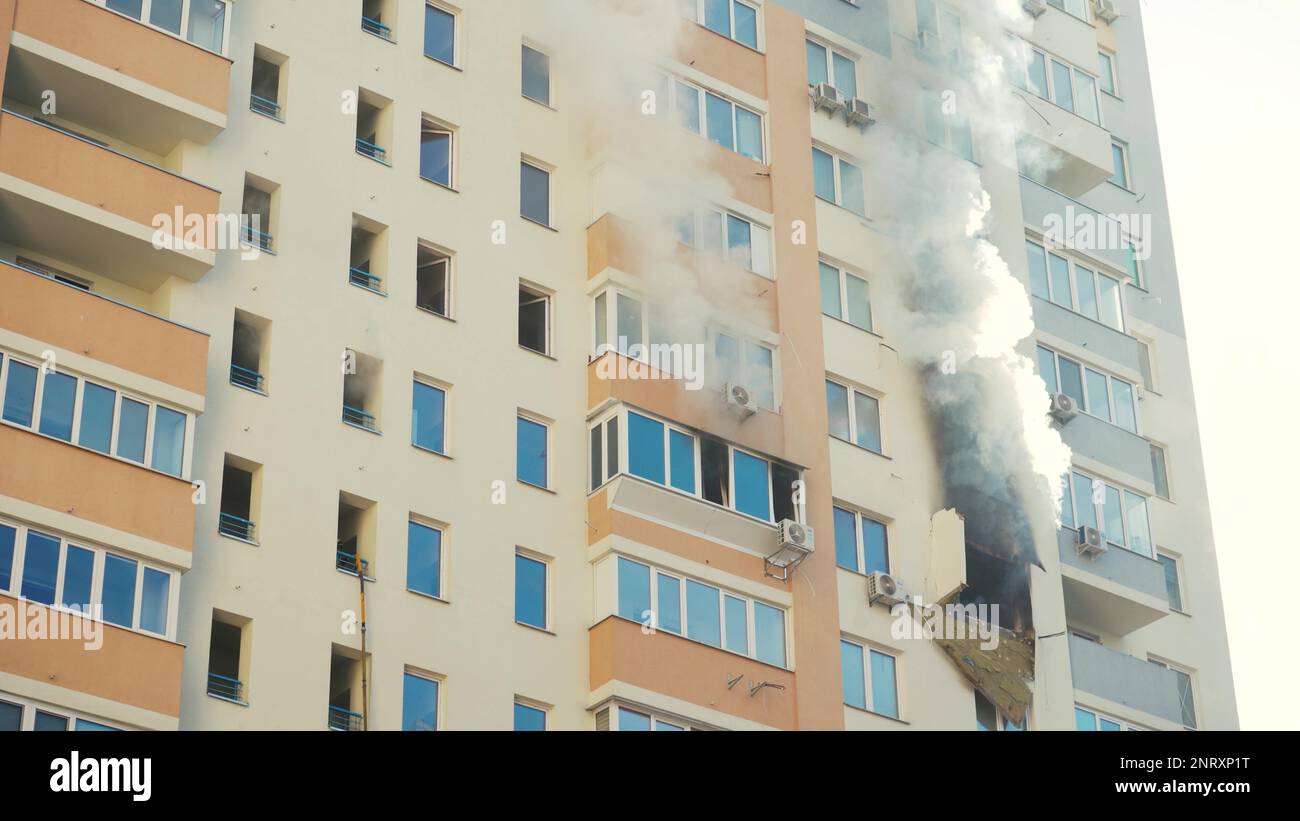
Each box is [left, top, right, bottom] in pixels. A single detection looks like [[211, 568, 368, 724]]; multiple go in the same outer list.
[[1110, 139, 1132, 190], [833, 505, 890, 576], [1157, 551, 1184, 613], [513, 698, 549, 731], [1008, 37, 1103, 126], [405, 516, 445, 601], [0, 691, 126, 732], [668, 76, 766, 163], [418, 116, 455, 189], [805, 36, 859, 98], [1098, 49, 1118, 97], [515, 413, 551, 490], [811, 145, 865, 215], [1059, 467, 1155, 558], [521, 42, 553, 107], [520, 157, 554, 228], [681, 0, 762, 50], [819, 259, 874, 332], [708, 328, 779, 412], [410, 376, 448, 455], [1074, 704, 1148, 732], [1025, 237, 1127, 332], [1037, 345, 1138, 433], [677, 205, 774, 279], [825, 377, 884, 454], [514, 549, 550, 631], [518, 281, 553, 356], [401, 668, 442, 731], [840, 637, 900, 719], [93, 0, 231, 56], [422, 1, 458, 67], [605, 701, 707, 731]]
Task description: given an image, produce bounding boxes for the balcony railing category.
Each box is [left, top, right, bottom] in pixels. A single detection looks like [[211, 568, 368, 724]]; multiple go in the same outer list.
[[219, 512, 255, 541], [348, 267, 384, 292], [230, 364, 265, 392], [336, 549, 360, 575], [342, 405, 378, 432], [207, 673, 244, 702], [361, 16, 391, 39], [240, 222, 275, 253], [250, 94, 282, 120], [328, 705, 363, 731], [355, 138, 388, 163]]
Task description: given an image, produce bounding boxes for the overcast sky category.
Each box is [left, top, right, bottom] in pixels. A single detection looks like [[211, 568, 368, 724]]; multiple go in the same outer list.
[[1141, 0, 1300, 730]]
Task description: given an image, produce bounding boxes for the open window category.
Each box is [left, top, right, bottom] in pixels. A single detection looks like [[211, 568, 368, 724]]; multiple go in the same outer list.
[[349, 214, 389, 293], [250, 45, 287, 120], [518, 281, 551, 355], [230, 309, 270, 393], [219, 454, 261, 543], [241, 174, 279, 252], [361, 0, 396, 40], [336, 492, 377, 577], [355, 88, 393, 163], [207, 609, 251, 704], [342, 350, 383, 433], [328, 645, 367, 731], [416, 242, 451, 317]]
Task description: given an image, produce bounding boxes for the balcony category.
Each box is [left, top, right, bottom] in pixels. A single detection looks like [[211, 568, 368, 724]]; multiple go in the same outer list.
[[3, 0, 231, 154], [1057, 410, 1154, 488], [1068, 633, 1183, 726], [1057, 528, 1168, 635], [1019, 176, 1135, 277], [0, 592, 184, 726], [0, 259, 208, 395], [0, 110, 219, 290]]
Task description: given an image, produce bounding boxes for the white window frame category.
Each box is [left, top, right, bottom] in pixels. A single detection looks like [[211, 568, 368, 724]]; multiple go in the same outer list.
[[520, 41, 553, 107], [811, 145, 864, 215], [514, 547, 551, 631], [680, 0, 763, 50], [605, 701, 708, 731], [678, 205, 773, 279], [1147, 657, 1198, 729], [0, 690, 128, 731], [1037, 345, 1138, 433], [1060, 467, 1155, 558], [668, 76, 766, 163], [0, 350, 195, 479], [1157, 550, 1184, 612], [419, 116, 455, 189], [516, 412, 551, 490], [520, 156, 554, 228], [1046, 0, 1091, 23], [841, 636, 900, 719], [92, 0, 232, 56], [708, 328, 778, 411], [820, 259, 874, 332], [518, 280, 553, 356], [923, 88, 974, 160], [1098, 49, 1118, 97], [1026, 238, 1127, 332], [405, 514, 446, 601], [833, 504, 890, 576], [805, 36, 858, 96], [826, 377, 884, 454], [1110, 139, 1132, 190], [915, 0, 963, 60], [0, 516, 178, 641], [402, 667, 444, 731], [1075, 704, 1148, 732], [423, 1, 459, 67], [1009, 38, 1102, 125]]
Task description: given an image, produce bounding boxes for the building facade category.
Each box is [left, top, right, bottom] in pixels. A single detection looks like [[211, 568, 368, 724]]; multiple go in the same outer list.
[[0, 0, 1236, 731]]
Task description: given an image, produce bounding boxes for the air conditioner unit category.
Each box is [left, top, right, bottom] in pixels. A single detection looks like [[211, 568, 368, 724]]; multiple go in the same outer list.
[[1049, 392, 1078, 425], [1023, 0, 1047, 16], [810, 82, 845, 114], [1075, 525, 1107, 559], [723, 383, 758, 417], [867, 571, 906, 608], [845, 98, 875, 128], [777, 519, 815, 556], [1094, 0, 1119, 23]]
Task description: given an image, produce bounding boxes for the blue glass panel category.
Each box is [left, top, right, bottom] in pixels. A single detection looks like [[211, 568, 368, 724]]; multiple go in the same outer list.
[[733, 1, 758, 48], [102, 554, 138, 628], [60, 545, 94, 613], [685, 579, 721, 647], [412, 381, 446, 453], [20, 531, 59, 605], [735, 106, 762, 161], [423, 5, 455, 64], [618, 708, 651, 731], [668, 429, 695, 493], [0, 523, 15, 592], [657, 573, 681, 634], [705, 93, 734, 151], [516, 417, 548, 487], [515, 554, 547, 628], [812, 149, 835, 202], [116, 398, 148, 463], [34, 712, 68, 731], [870, 650, 898, 717], [151, 406, 186, 476], [419, 130, 451, 186], [862, 517, 889, 575], [140, 567, 169, 635], [2, 360, 37, 426], [841, 640, 866, 709], [703, 0, 729, 36], [402, 674, 439, 731], [521, 162, 550, 225], [78, 383, 115, 454], [724, 595, 748, 655], [732, 450, 770, 520], [1074, 707, 1095, 731], [627, 412, 665, 484], [38, 371, 76, 440], [833, 507, 858, 571], [514, 703, 546, 731], [754, 602, 786, 667], [616, 557, 650, 623], [407, 521, 442, 598]]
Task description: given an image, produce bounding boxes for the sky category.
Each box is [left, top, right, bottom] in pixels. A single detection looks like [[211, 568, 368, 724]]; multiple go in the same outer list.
[[1141, 0, 1300, 730]]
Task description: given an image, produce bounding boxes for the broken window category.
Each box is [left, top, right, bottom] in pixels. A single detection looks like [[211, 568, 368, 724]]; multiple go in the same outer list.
[[958, 542, 1032, 633], [416, 242, 451, 317], [518, 283, 550, 355]]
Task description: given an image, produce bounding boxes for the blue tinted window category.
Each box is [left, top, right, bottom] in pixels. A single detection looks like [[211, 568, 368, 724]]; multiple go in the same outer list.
[[627, 412, 665, 484], [1026, 241, 1049, 299], [841, 640, 866, 709], [102, 554, 138, 628], [732, 450, 770, 520], [724, 595, 748, 654], [862, 517, 889, 575], [1074, 707, 1095, 731], [806, 40, 829, 86], [116, 398, 148, 463], [657, 573, 682, 634], [1037, 346, 1058, 394], [74, 719, 119, 731], [107, 0, 143, 19], [515, 554, 547, 629], [0, 701, 19, 731], [735, 107, 762, 161], [140, 567, 170, 635], [733, 1, 758, 48], [705, 93, 733, 151], [514, 703, 546, 731], [3, 360, 37, 426], [21, 531, 59, 605], [423, 5, 455, 64], [834, 506, 858, 571], [0, 523, 15, 591], [826, 380, 850, 440], [34, 712, 68, 731], [419, 128, 451, 186], [521, 45, 550, 105], [685, 580, 720, 647], [870, 650, 898, 718], [151, 406, 186, 476], [412, 381, 446, 453], [727, 214, 752, 270], [617, 557, 650, 623], [703, 0, 729, 36], [755, 602, 785, 667], [78, 383, 115, 454], [402, 673, 439, 731], [61, 545, 94, 613], [668, 429, 695, 493], [521, 162, 551, 226], [516, 417, 547, 487], [854, 391, 882, 453], [618, 708, 651, 731], [38, 371, 76, 440], [675, 82, 700, 133], [407, 521, 442, 598], [839, 159, 865, 216], [813, 149, 835, 202]]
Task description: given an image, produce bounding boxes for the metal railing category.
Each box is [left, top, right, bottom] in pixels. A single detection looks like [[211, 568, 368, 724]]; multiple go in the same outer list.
[[250, 93, 282, 120], [360, 16, 391, 39], [342, 405, 378, 431], [219, 512, 255, 541], [355, 138, 387, 163], [348, 267, 383, 291], [230, 363, 264, 392], [328, 705, 363, 731], [240, 222, 274, 252], [207, 673, 243, 702], [336, 549, 360, 575]]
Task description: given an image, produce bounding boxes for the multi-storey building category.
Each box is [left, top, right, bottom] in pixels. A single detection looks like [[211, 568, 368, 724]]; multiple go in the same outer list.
[[0, 0, 1236, 731]]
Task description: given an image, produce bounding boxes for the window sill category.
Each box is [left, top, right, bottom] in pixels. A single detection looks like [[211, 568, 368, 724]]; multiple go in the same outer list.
[[518, 479, 555, 495], [1101, 90, 1123, 102], [249, 107, 283, 124], [520, 344, 556, 361], [844, 702, 908, 724], [830, 433, 889, 461], [822, 312, 881, 339], [416, 305, 456, 322], [420, 176, 459, 194], [207, 693, 249, 707], [424, 54, 461, 71], [217, 531, 259, 547], [412, 441, 451, 460], [349, 280, 388, 297], [523, 94, 555, 111], [1106, 180, 1136, 195], [342, 420, 382, 436], [520, 215, 557, 232], [516, 620, 555, 636], [229, 380, 267, 397], [408, 588, 450, 605]]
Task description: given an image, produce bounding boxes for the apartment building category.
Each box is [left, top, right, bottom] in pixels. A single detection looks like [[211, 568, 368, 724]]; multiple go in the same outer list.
[[0, 0, 1235, 732]]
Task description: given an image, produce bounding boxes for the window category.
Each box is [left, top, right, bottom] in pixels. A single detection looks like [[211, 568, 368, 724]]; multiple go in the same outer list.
[[517, 415, 549, 488], [0, 353, 193, 476], [841, 639, 899, 718], [820, 260, 873, 331], [520, 160, 551, 226], [519, 283, 551, 355], [975, 690, 1026, 730], [218, 454, 259, 542], [1026, 239, 1125, 332], [672, 78, 764, 162], [515, 552, 548, 629], [1047, 0, 1089, 21], [812, 147, 864, 215], [1037, 346, 1137, 432], [1110, 141, 1130, 189], [607, 703, 699, 731], [420, 117, 453, 188], [826, 379, 882, 453], [589, 413, 620, 490], [187, 0, 226, 51], [0, 522, 15, 592], [915, 0, 962, 61], [206, 612, 248, 703], [627, 412, 696, 493], [342, 350, 382, 432], [712, 331, 777, 411], [411, 379, 446, 454], [1008, 39, 1101, 125], [615, 556, 787, 667], [250, 47, 285, 120], [329, 501, 368, 576], [683, 0, 760, 49], [230, 310, 269, 394], [1074, 705, 1146, 731], [104, 1, 228, 52], [241, 175, 277, 252], [833, 506, 889, 575], [806, 39, 857, 98], [922, 89, 973, 161], [1150, 444, 1170, 499], [361, 0, 395, 40], [423, 3, 456, 65], [522, 45, 551, 105], [402, 671, 440, 731], [1098, 50, 1117, 96], [0, 694, 122, 732], [514, 701, 547, 731], [1059, 468, 1154, 558], [677, 206, 772, 278], [416, 242, 452, 318], [407, 519, 443, 599], [355, 90, 393, 165], [1147, 660, 1197, 729], [1158, 553, 1183, 611]]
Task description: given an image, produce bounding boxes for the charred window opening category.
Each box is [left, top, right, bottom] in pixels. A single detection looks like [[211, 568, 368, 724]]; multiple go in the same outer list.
[[959, 542, 1032, 634], [771, 463, 799, 523], [701, 437, 729, 507]]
